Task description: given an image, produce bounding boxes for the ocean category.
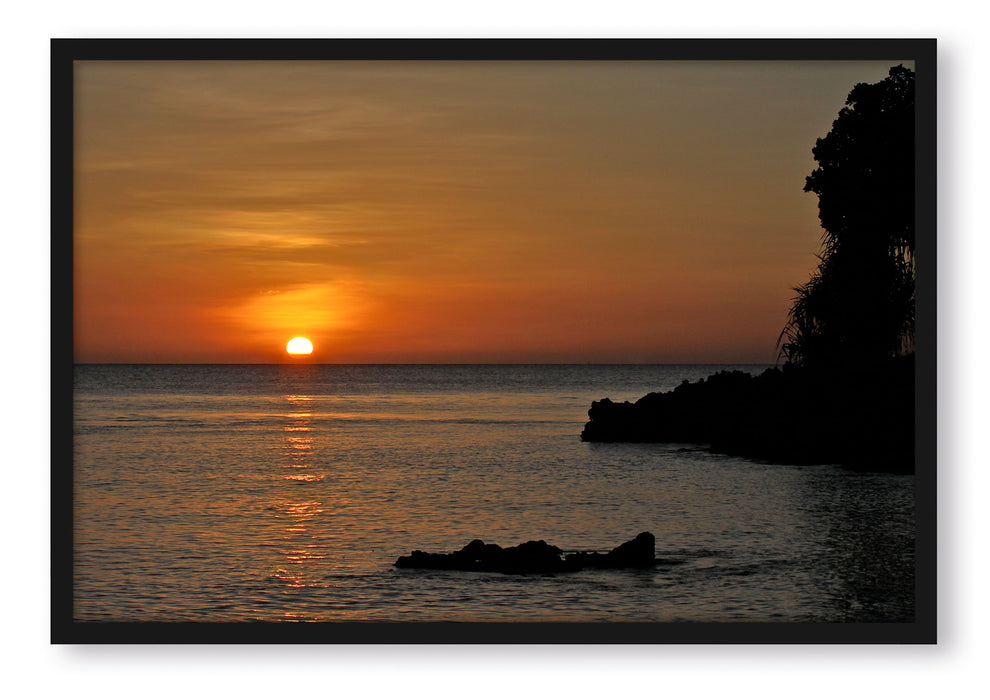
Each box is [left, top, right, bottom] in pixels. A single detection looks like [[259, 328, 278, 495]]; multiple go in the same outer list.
[[71, 364, 915, 624]]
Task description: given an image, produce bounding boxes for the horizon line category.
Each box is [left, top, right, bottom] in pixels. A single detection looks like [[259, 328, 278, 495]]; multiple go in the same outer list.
[[71, 361, 778, 367]]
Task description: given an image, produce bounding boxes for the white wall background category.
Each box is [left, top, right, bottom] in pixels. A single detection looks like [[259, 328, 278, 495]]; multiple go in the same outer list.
[[1, 3, 980, 699]]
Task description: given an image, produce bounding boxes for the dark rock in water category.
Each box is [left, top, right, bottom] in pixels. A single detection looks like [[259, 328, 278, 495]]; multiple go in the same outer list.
[[394, 538, 565, 573], [580, 358, 915, 474], [563, 531, 656, 570], [609, 530, 655, 565], [394, 532, 656, 574]]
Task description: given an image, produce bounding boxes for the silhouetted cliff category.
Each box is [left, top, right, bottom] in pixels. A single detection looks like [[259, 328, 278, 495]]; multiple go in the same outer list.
[[581, 357, 914, 473], [581, 67, 919, 475]]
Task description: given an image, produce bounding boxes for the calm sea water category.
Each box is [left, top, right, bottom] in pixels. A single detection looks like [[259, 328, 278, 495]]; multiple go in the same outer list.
[[72, 364, 915, 623]]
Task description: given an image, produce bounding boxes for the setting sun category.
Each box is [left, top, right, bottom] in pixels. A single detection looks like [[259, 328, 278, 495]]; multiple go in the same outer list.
[[286, 337, 314, 355]]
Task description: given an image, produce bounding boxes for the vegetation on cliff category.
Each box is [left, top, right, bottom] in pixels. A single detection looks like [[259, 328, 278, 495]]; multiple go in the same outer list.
[[779, 65, 915, 369]]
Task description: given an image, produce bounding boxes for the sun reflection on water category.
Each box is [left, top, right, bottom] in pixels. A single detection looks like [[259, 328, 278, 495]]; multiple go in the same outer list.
[[279, 394, 324, 482], [265, 394, 332, 594]]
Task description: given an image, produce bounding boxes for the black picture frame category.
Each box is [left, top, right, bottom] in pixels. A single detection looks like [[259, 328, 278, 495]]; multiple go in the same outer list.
[[52, 37, 937, 644]]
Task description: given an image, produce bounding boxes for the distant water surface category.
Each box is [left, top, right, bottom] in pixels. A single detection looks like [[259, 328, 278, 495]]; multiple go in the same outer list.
[[72, 364, 914, 623]]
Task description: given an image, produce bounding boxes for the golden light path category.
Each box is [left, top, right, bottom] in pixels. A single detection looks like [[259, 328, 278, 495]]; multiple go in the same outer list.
[[286, 337, 314, 355]]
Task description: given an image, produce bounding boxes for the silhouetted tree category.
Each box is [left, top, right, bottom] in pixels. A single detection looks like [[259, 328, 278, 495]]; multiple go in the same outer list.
[[779, 65, 915, 368]]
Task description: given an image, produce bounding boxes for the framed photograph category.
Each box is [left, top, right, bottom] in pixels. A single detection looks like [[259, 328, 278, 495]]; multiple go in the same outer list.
[[52, 38, 936, 643]]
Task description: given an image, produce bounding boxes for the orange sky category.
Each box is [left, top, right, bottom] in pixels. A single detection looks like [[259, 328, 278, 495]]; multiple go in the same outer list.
[[73, 60, 905, 363]]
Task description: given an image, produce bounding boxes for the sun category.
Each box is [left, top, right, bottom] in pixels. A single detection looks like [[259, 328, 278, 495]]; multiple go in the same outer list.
[[286, 337, 314, 355]]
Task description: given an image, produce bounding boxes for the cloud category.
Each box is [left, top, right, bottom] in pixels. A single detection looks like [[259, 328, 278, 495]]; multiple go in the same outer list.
[[73, 60, 900, 362]]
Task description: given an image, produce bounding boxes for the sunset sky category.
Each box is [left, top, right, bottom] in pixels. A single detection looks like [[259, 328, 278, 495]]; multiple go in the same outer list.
[[73, 60, 905, 364]]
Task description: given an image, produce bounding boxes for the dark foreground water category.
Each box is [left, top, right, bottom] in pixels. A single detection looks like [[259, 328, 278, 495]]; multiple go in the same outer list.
[[72, 364, 914, 623]]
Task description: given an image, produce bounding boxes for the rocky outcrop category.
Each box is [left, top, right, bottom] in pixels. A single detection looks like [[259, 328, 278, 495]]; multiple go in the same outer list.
[[394, 532, 656, 574], [562, 531, 656, 570], [580, 358, 915, 474]]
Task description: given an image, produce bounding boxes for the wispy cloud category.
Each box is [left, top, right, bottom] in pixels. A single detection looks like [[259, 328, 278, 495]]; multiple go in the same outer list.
[[74, 60, 899, 362]]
